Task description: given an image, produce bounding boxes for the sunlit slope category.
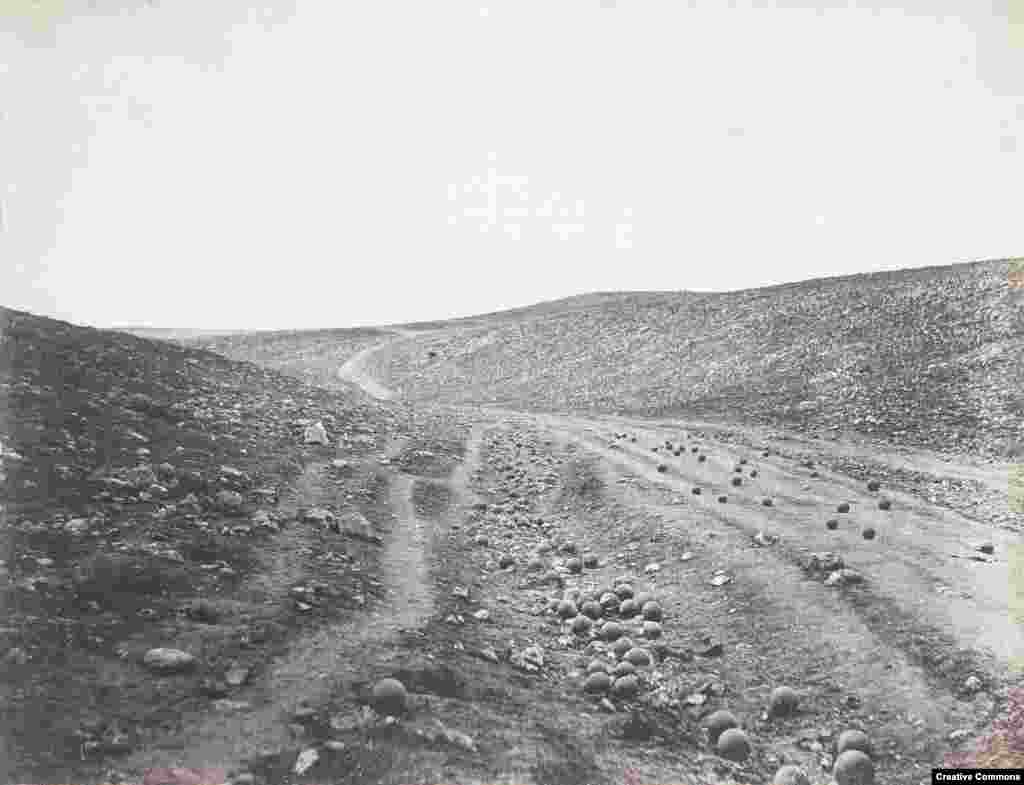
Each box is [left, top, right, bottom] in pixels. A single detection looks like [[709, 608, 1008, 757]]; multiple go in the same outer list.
[[380, 259, 1023, 455]]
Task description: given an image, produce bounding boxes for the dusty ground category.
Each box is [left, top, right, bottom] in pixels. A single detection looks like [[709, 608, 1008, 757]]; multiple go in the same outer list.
[[3, 310, 1023, 785]]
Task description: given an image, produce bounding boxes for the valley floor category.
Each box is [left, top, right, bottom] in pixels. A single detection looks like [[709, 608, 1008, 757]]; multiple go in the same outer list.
[[5, 329, 1023, 785]]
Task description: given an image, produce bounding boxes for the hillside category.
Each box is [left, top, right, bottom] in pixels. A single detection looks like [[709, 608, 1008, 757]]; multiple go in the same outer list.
[[0, 306, 452, 783], [369, 259, 1024, 457], [179, 328, 400, 394]]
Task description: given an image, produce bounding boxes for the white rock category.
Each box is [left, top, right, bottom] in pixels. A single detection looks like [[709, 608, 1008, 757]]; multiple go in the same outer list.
[[143, 648, 196, 672], [304, 422, 329, 445]]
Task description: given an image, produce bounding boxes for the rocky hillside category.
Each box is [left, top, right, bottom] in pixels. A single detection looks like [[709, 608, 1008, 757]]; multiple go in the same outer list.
[[0, 306, 404, 783], [374, 258, 1024, 457]]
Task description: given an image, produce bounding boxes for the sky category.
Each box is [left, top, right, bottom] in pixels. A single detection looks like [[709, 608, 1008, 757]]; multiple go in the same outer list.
[[0, 0, 1022, 330]]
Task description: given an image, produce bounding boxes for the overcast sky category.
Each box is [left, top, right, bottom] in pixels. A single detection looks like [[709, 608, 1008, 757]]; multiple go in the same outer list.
[[1, 1, 1022, 330]]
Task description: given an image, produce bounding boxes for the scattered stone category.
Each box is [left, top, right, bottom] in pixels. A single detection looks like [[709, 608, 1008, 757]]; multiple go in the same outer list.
[[571, 615, 592, 635], [642, 621, 662, 639], [610, 674, 640, 699], [143, 648, 196, 673], [716, 727, 751, 762], [833, 749, 874, 784], [303, 422, 329, 445], [293, 748, 319, 776], [602, 622, 626, 642], [768, 685, 800, 717], [581, 601, 603, 620], [624, 648, 652, 667], [773, 765, 811, 785], [611, 637, 635, 658], [836, 729, 872, 757], [963, 675, 983, 693], [826, 518, 839, 530], [837, 502, 851, 513], [371, 678, 408, 715], [731, 477, 742, 487], [804, 552, 844, 574], [824, 569, 865, 587], [641, 601, 663, 621], [585, 671, 612, 694], [877, 500, 891, 510]]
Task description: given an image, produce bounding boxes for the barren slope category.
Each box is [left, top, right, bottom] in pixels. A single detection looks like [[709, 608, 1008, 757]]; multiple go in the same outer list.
[[370, 258, 1024, 458]]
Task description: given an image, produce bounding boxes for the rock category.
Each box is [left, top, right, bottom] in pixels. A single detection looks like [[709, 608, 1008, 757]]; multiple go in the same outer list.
[[619, 599, 640, 618], [862, 527, 876, 540], [826, 518, 839, 530], [614, 583, 635, 599], [303, 422, 329, 445], [836, 729, 872, 757], [978, 543, 995, 555], [371, 678, 408, 715], [824, 569, 864, 587], [334, 511, 383, 545], [877, 500, 891, 510], [837, 502, 851, 513], [611, 661, 636, 678], [867, 480, 881, 492], [514, 645, 545, 671], [611, 637, 635, 658], [581, 601, 603, 620], [585, 672, 612, 694], [225, 665, 250, 687], [566, 557, 583, 574], [692, 487, 702, 495], [610, 674, 640, 699], [642, 621, 662, 639], [641, 601, 663, 621], [773, 764, 811, 785], [833, 749, 874, 784], [214, 490, 244, 513], [716, 727, 751, 762], [762, 498, 774, 506], [143, 648, 196, 673], [498, 554, 515, 569], [624, 648, 652, 667], [963, 675, 983, 693], [602, 622, 626, 641], [571, 615, 592, 635], [768, 685, 800, 717], [293, 748, 319, 775], [704, 710, 738, 744], [804, 552, 844, 574], [557, 600, 579, 619], [583, 554, 599, 568], [718, 495, 728, 503], [731, 477, 743, 487], [4, 647, 29, 665], [657, 463, 668, 473]]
